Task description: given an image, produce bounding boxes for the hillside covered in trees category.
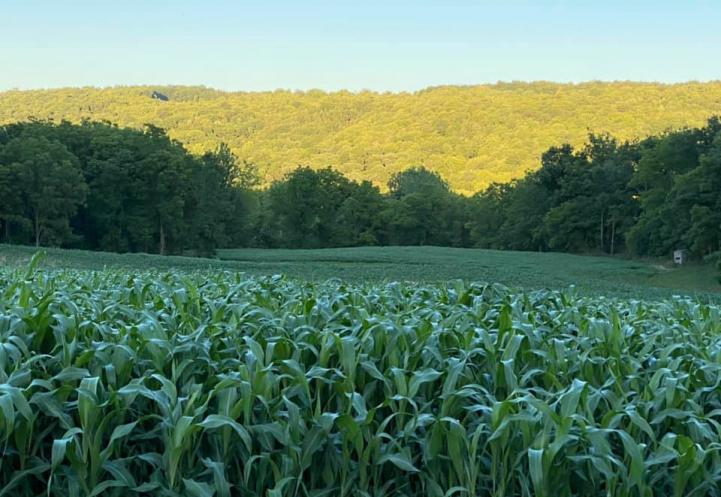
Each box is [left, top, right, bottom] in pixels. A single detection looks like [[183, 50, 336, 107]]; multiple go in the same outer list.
[[2, 82, 721, 193]]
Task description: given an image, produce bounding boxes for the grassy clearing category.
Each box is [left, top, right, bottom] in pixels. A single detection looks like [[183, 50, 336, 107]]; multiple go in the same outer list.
[[218, 247, 721, 297], [3, 244, 713, 300], [1, 262, 721, 496]]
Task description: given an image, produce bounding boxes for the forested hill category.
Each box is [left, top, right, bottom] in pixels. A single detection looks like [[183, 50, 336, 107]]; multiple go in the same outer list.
[[2, 82, 721, 193]]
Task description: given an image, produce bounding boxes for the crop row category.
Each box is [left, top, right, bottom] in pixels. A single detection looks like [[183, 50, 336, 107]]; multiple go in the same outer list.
[[1, 265, 721, 496]]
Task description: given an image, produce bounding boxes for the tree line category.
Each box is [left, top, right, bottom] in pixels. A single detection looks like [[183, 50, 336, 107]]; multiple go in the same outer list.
[[0, 119, 720, 278], [468, 118, 721, 262], [0, 120, 255, 255]]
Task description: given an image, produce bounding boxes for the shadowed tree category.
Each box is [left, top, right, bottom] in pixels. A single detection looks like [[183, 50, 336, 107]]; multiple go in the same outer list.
[[0, 156, 25, 242], [384, 167, 464, 245], [0, 134, 86, 246], [266, 167, 355, 248]]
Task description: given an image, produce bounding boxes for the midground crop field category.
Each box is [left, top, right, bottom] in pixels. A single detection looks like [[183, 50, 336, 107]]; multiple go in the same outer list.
[[2, 244, 720, 299], [1, 248, 720, 496]]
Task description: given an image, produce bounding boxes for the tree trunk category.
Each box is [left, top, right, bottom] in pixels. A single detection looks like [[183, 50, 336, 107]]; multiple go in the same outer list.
[[159, 223, 166, 255], [610, 219, 616, 255], [600, 210, 605, 253], [34, 212, 40, 247]]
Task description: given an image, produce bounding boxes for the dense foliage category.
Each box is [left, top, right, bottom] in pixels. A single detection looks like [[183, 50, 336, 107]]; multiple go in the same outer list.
[[251, 118, 721, 281], [256, 166, 467, 248], [0, 119, 466, 254], [1, 117, 720, 283], [3, 82, 721, 193], [0, 121, 255, 254], [467, 118, 721, 262], [1, 262, 721, 496]]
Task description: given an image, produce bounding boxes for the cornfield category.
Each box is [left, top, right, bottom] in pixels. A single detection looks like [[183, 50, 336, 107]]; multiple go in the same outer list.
[[2, 260, 721, 496]]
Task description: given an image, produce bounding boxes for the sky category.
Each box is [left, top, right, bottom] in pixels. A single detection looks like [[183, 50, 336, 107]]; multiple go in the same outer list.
[[1, 0, 720, 92]]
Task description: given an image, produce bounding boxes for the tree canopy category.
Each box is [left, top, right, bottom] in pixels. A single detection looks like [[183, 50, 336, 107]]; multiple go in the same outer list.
[[1, 117, 720, 284], [3, 82, 721, 194], [467, 118, 721, 269], [0, 121, 250, 254]]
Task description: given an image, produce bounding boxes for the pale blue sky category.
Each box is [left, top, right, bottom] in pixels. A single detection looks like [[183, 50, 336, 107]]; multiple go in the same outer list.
[[1, 0, 720, 91]]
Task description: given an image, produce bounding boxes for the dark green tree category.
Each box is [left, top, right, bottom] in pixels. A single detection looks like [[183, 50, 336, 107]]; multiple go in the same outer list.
[[384, 167, 465, 245], [0, 135, 87, 246], [672, 133, 721, 256], [335, 181, 385, 246], [0, 156, 26, 242], [186, 144, 249, 254], [265, 167, 355, 248]]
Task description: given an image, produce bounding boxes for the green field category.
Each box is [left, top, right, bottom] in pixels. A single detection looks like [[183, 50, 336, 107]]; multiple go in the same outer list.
[[1, 262, 721, 496], [1, 244, 718, 300], [1, 247, 720, 495]]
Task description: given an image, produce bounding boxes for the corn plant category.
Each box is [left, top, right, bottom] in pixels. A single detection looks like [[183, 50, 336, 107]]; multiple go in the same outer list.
[[1, 259, 721, 496]]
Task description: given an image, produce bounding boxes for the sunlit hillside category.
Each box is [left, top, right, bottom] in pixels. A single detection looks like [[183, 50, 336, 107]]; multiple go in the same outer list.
[[2, 81, 721, 193]]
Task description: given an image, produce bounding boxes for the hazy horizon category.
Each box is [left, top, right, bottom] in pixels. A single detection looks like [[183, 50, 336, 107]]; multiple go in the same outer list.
[[4, 79, 721, 95]]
